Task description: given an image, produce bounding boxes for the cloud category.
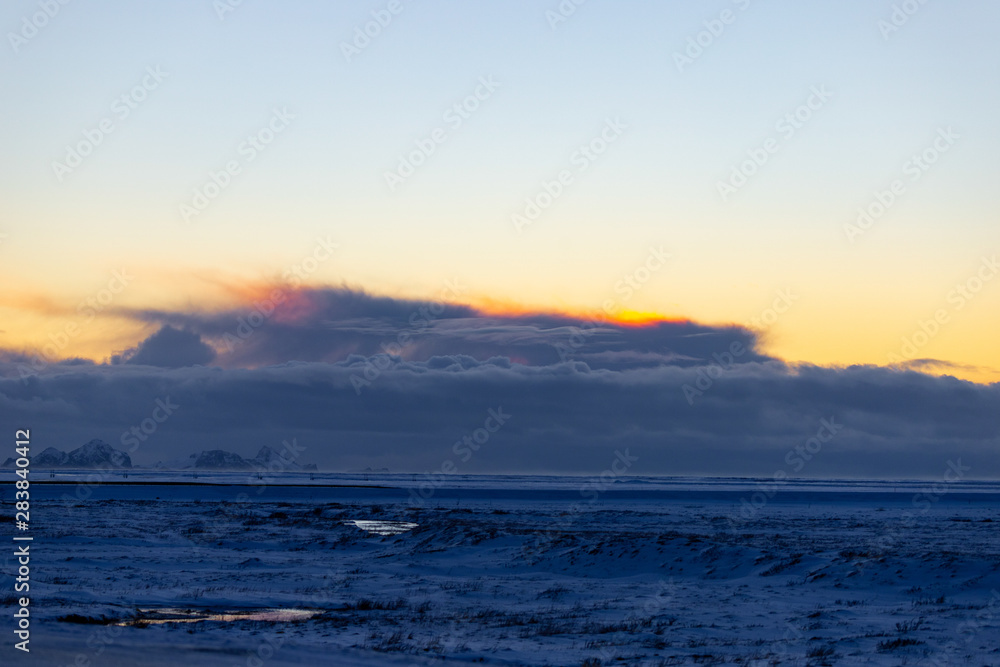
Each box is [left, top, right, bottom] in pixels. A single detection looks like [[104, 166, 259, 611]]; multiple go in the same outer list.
[[897, 358, 993, 376], [107, 285, 769, 371], [1, 286, 996, 478], [116, 325, 216, 367], [1, 354, 996, 478]]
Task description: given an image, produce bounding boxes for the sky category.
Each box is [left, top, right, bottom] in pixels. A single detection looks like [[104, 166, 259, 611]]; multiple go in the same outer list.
[[1, 1, 998, 476]]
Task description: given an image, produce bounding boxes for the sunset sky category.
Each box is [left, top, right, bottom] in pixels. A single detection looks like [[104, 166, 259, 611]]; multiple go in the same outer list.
[[2, 1, 998, 475]]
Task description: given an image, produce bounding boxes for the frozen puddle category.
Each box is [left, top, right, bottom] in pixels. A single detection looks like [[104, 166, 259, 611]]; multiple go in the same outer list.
[[119, 607, 319, 626], [349, 519, 419, 535]]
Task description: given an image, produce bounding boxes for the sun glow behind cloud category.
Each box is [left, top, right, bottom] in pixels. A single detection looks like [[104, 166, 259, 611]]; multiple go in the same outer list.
[[2, 267, 998, 384]]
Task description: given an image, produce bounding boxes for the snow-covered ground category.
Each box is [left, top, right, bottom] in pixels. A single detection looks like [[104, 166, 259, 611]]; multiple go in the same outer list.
[[2, 474, 999, 665]]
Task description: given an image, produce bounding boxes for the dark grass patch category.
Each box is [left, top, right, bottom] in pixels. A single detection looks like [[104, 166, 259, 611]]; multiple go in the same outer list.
[[877, 637, 924, 651], [57, 614, 119, 625]]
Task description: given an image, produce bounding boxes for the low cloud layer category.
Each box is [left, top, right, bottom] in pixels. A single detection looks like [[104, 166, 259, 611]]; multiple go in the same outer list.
[[1, 287, 997, 477]]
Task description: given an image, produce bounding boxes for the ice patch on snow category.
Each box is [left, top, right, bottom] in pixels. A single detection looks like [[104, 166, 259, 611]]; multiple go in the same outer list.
[[350, 520, 419, 535], [119, 607, 318, 626]]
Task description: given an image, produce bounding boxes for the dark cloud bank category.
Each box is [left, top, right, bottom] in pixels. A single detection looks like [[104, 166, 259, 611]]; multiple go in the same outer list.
[[2, 287, 997, 477]]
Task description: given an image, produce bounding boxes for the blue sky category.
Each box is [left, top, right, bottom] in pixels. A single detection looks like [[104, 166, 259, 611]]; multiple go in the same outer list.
[[3, 0, 999, 368]]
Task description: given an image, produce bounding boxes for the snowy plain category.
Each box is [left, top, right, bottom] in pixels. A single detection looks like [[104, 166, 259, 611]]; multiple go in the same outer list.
[[2, 472, 999, 666]]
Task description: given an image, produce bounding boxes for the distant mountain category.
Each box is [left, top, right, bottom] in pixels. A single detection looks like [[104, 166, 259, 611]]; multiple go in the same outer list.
[[152, 446, 317, 472], [34, 447, 69, 467], [68, 440, 132, 468], [1, 439, 131, 469], [251, 446, 318, 471], [191, 449, 253, 470], [2, 441, 316, 472]]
